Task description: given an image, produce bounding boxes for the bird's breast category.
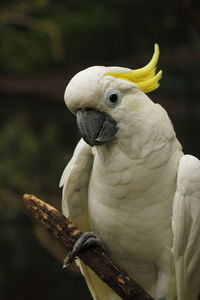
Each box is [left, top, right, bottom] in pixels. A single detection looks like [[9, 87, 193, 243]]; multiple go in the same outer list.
[[88, 147, 180, 267]]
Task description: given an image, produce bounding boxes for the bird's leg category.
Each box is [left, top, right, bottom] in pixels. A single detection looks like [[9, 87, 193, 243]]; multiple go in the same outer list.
[[63, 232, 106, 268]]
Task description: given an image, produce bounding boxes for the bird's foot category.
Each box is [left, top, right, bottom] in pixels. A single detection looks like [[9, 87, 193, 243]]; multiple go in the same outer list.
[[63, 232, 105, 269]]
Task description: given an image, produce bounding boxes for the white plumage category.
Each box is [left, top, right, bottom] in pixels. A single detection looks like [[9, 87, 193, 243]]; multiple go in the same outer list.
[[60, 47, 200, 300]]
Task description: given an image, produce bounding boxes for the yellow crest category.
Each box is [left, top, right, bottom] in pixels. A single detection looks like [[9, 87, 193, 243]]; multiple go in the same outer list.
[[106, 44, 162, 93]]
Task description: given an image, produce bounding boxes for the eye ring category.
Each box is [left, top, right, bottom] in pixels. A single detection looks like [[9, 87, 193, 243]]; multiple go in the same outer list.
[[105, 90, 121, 108]]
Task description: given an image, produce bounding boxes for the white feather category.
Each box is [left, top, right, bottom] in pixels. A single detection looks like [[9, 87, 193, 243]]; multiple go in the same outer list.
[[173, 155, 200, 300], [61, 138, 119, 299], [61, 65, 200, 300]]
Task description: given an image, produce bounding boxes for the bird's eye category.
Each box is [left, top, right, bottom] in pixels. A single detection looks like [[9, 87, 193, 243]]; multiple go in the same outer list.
[[105, 90, 121, 108]]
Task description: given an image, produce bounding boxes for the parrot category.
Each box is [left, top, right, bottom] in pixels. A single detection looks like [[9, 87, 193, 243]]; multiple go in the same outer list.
[[59, 44, 200, 300]]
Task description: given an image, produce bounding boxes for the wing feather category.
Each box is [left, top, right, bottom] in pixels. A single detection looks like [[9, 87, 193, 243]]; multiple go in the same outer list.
[[173, 155, 200, 300], [60, 139, 93, 230], [60, 139, 120, 300]]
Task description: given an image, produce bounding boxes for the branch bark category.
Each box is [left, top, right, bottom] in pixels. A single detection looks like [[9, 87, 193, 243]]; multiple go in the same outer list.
[[23, 193, 154, 300]]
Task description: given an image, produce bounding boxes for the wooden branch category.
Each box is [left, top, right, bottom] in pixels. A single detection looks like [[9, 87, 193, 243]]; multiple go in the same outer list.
[[23, 194, 154, 300]]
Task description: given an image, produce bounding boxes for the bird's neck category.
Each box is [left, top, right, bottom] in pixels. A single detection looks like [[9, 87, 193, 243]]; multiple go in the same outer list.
[[93, 134, 182, 170]]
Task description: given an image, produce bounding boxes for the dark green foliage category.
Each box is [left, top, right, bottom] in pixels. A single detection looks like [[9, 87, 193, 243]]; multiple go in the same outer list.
[[0, 0, 200, 299], [0, 0, 200, 74], [0, 98, 83, 300], [0, 99, 76, 195]]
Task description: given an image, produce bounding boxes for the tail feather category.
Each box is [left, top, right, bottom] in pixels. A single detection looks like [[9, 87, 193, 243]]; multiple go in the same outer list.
[[76, 259, 121, 300]]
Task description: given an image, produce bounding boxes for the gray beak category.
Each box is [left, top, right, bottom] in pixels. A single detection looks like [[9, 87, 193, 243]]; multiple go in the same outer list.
[[76, 108, 118, 146]]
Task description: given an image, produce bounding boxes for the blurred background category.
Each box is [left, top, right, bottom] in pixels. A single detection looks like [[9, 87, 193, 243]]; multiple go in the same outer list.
[[0, 0, 200, 299]]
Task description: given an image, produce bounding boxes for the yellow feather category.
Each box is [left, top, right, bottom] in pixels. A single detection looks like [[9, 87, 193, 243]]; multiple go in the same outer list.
[[106, 44, 162, 93]]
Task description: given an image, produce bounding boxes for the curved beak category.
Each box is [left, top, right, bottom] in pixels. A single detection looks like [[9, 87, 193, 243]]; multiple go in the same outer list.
[[76, 108, 118, 147]]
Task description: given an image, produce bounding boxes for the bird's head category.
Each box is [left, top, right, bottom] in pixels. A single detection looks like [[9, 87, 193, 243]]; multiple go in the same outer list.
[[64, 44, 163, 147]]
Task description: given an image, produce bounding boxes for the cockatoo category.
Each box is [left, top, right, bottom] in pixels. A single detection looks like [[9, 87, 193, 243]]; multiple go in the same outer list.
[[60, 44, 200, 300]]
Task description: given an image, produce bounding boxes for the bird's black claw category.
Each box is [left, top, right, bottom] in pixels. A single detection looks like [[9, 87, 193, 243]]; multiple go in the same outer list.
[[63, 251, 73, 269], [63, 232, 105, 269]]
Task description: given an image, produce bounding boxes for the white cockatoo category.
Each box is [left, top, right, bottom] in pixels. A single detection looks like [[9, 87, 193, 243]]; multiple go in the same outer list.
[[60, 44, 200, 300]]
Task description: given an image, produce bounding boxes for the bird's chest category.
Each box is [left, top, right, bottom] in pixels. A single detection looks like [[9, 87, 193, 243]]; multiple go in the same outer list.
[[88, 153, 175, 265]]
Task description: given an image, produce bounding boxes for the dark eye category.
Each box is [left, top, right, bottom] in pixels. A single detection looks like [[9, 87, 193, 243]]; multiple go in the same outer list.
[[106, 90, 121, 107]]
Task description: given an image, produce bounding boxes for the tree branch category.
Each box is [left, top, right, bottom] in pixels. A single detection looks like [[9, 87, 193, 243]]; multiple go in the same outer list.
[[23, 193, 154, 300]]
